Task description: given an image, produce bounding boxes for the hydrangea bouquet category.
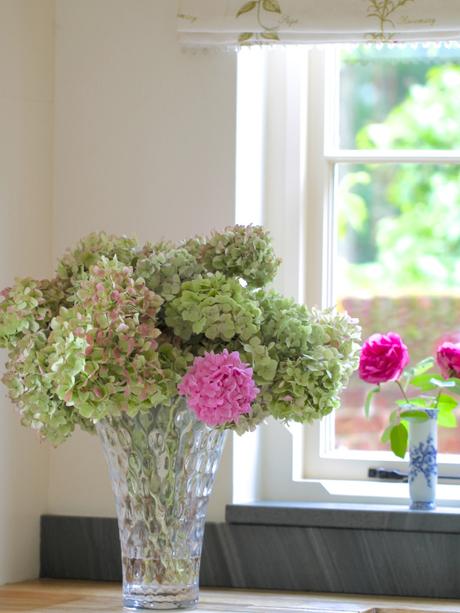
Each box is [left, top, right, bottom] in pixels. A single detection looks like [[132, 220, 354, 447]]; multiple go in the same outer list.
[[0, 226, 360, 609], [0, 225, 360, 443]]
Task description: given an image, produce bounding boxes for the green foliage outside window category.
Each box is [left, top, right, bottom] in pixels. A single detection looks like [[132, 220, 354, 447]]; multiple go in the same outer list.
[[339, 49, 460, 294]]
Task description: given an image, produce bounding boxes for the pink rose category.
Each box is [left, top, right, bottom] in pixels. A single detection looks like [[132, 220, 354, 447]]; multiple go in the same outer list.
[[436, 342, 460, 379], [359, 332, 409, 384]]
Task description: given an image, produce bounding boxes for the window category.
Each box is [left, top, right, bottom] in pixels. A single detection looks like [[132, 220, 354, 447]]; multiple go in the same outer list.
[[235, 45, 460, 506]]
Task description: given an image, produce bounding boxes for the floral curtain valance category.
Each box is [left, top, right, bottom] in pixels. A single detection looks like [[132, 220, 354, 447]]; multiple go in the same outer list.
[[177, 0, 460, 47]]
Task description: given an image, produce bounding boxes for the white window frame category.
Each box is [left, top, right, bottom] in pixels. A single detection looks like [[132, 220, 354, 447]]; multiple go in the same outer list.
[[233, 45, 460, 507]]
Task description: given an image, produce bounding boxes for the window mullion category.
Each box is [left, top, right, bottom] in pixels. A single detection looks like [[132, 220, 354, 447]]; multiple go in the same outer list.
[[325, 149, 460, 164], [304, 49, 331, 309]]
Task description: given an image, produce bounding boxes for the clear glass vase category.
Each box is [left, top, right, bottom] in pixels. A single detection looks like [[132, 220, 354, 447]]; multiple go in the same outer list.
[[96, 398, 226, 610], [408, 409, 438, 511]]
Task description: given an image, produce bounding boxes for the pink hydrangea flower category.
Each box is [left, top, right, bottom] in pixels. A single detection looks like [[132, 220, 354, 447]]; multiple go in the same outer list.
[[359, 332, 409, 384], [436, 342, 460, 379], [178, 350, 259, 426]]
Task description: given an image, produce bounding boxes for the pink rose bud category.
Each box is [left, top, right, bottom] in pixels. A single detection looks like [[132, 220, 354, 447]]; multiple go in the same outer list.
[[359, 332, 409, 384], [436, 342, 460, 379]]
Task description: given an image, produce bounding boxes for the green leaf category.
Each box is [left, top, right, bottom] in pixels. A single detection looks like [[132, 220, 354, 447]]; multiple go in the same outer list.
[[438, 411, 457, 428], [390, 423, 408, 458], [410, 373, 438, 391], [437, 394, 458, 411], [238, 32, 254, 43], [261, 31, 280, 40], [262, 0, 281, 13], [236, 1, 257, 17], [364, 385, 380, 418], [381, 425, 393, 443], [399, 410, 429, 421], [389, 408, 400, 425]]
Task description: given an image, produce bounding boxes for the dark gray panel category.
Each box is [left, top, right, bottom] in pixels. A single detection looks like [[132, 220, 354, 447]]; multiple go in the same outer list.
[[205, 524, 460, 597], [226, 503, 460, 533], [40, 514, 460, 598], [40, 515, 121, 581]]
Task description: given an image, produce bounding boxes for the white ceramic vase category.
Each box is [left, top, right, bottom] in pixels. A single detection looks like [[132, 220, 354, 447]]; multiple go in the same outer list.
[[408, 410, 438, 511]]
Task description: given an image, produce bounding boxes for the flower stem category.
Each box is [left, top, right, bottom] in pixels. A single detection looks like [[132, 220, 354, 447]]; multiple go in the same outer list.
[[434, 389, 442, 409], [396, 379, 410, 405]]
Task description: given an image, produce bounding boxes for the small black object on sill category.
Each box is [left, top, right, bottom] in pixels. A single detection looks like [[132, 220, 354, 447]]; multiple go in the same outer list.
[[368, 467, 460, 482]]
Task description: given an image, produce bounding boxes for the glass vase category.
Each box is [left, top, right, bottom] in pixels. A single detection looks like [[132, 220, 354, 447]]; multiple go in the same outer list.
[[408, 409, 438, 511], [96, 398, 226, 610]]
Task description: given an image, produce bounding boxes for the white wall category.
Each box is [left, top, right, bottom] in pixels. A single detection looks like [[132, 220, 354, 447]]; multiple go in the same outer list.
[[0, 0, 54, 583], [0, 1, 237, 584], [48, 0, 237, 521]]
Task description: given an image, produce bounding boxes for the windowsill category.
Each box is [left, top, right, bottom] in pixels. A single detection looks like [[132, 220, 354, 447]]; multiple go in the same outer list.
[[303, 478, 460, 505], [226, 500, 460, 532]]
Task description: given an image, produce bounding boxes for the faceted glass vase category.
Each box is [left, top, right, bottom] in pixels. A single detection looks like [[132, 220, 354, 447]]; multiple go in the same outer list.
[[97, 398, 226, 610]]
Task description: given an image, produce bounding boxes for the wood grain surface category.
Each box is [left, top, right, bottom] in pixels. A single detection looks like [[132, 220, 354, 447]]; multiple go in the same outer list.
[[0, 580, 459, 613]]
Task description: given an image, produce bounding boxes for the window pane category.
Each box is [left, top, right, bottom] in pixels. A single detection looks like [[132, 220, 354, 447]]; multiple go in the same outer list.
[[339, 46, 460, 150], [336, 162, 460, 453]]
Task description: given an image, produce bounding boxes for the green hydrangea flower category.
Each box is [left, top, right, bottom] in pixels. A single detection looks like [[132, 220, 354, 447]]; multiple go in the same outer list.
[[165, 273, 262, 342], [136, 246, 203, 301], [200, 225, 281, 288], [57, 231, 138, 280], [224, 397, 270, 434], [0, 228, 361, 444], [257, 290, 314, 358], [2, 331, 92, 444], [155, 342, 195, 398], [179, 235, 205, 259], [239, 335, 278, 384], [48, 257, 165, 420], [267, 308, 361, 423], [0, 277, 66, 348]]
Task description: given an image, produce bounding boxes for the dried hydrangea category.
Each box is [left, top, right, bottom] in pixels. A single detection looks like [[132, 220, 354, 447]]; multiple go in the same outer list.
[[56, 231, 138, 280], [0, 227, 361, 444], [48, 257, 164, 420], [179, 235, 206, 259], [200, 225, 281, 288], [238, 335, 278, 385], [256, 291, 314, 358], [0, 278, 66, 348], [165, 273, 262, 342], [265, 308, 361, 423], [136, 245, 203, 301], [2, 332, 93, 444]]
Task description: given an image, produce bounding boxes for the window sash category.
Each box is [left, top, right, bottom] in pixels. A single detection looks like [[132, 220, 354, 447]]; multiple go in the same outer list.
[[307, 47, 460, 478], [235, 45, 460, 506]]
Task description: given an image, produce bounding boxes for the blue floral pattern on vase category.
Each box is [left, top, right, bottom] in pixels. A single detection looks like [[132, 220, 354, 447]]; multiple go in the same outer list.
[[409, 434, 437, 488]]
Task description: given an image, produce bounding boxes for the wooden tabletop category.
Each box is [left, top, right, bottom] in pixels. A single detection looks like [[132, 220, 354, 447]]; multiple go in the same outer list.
[[0, 580, 459, 613]]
